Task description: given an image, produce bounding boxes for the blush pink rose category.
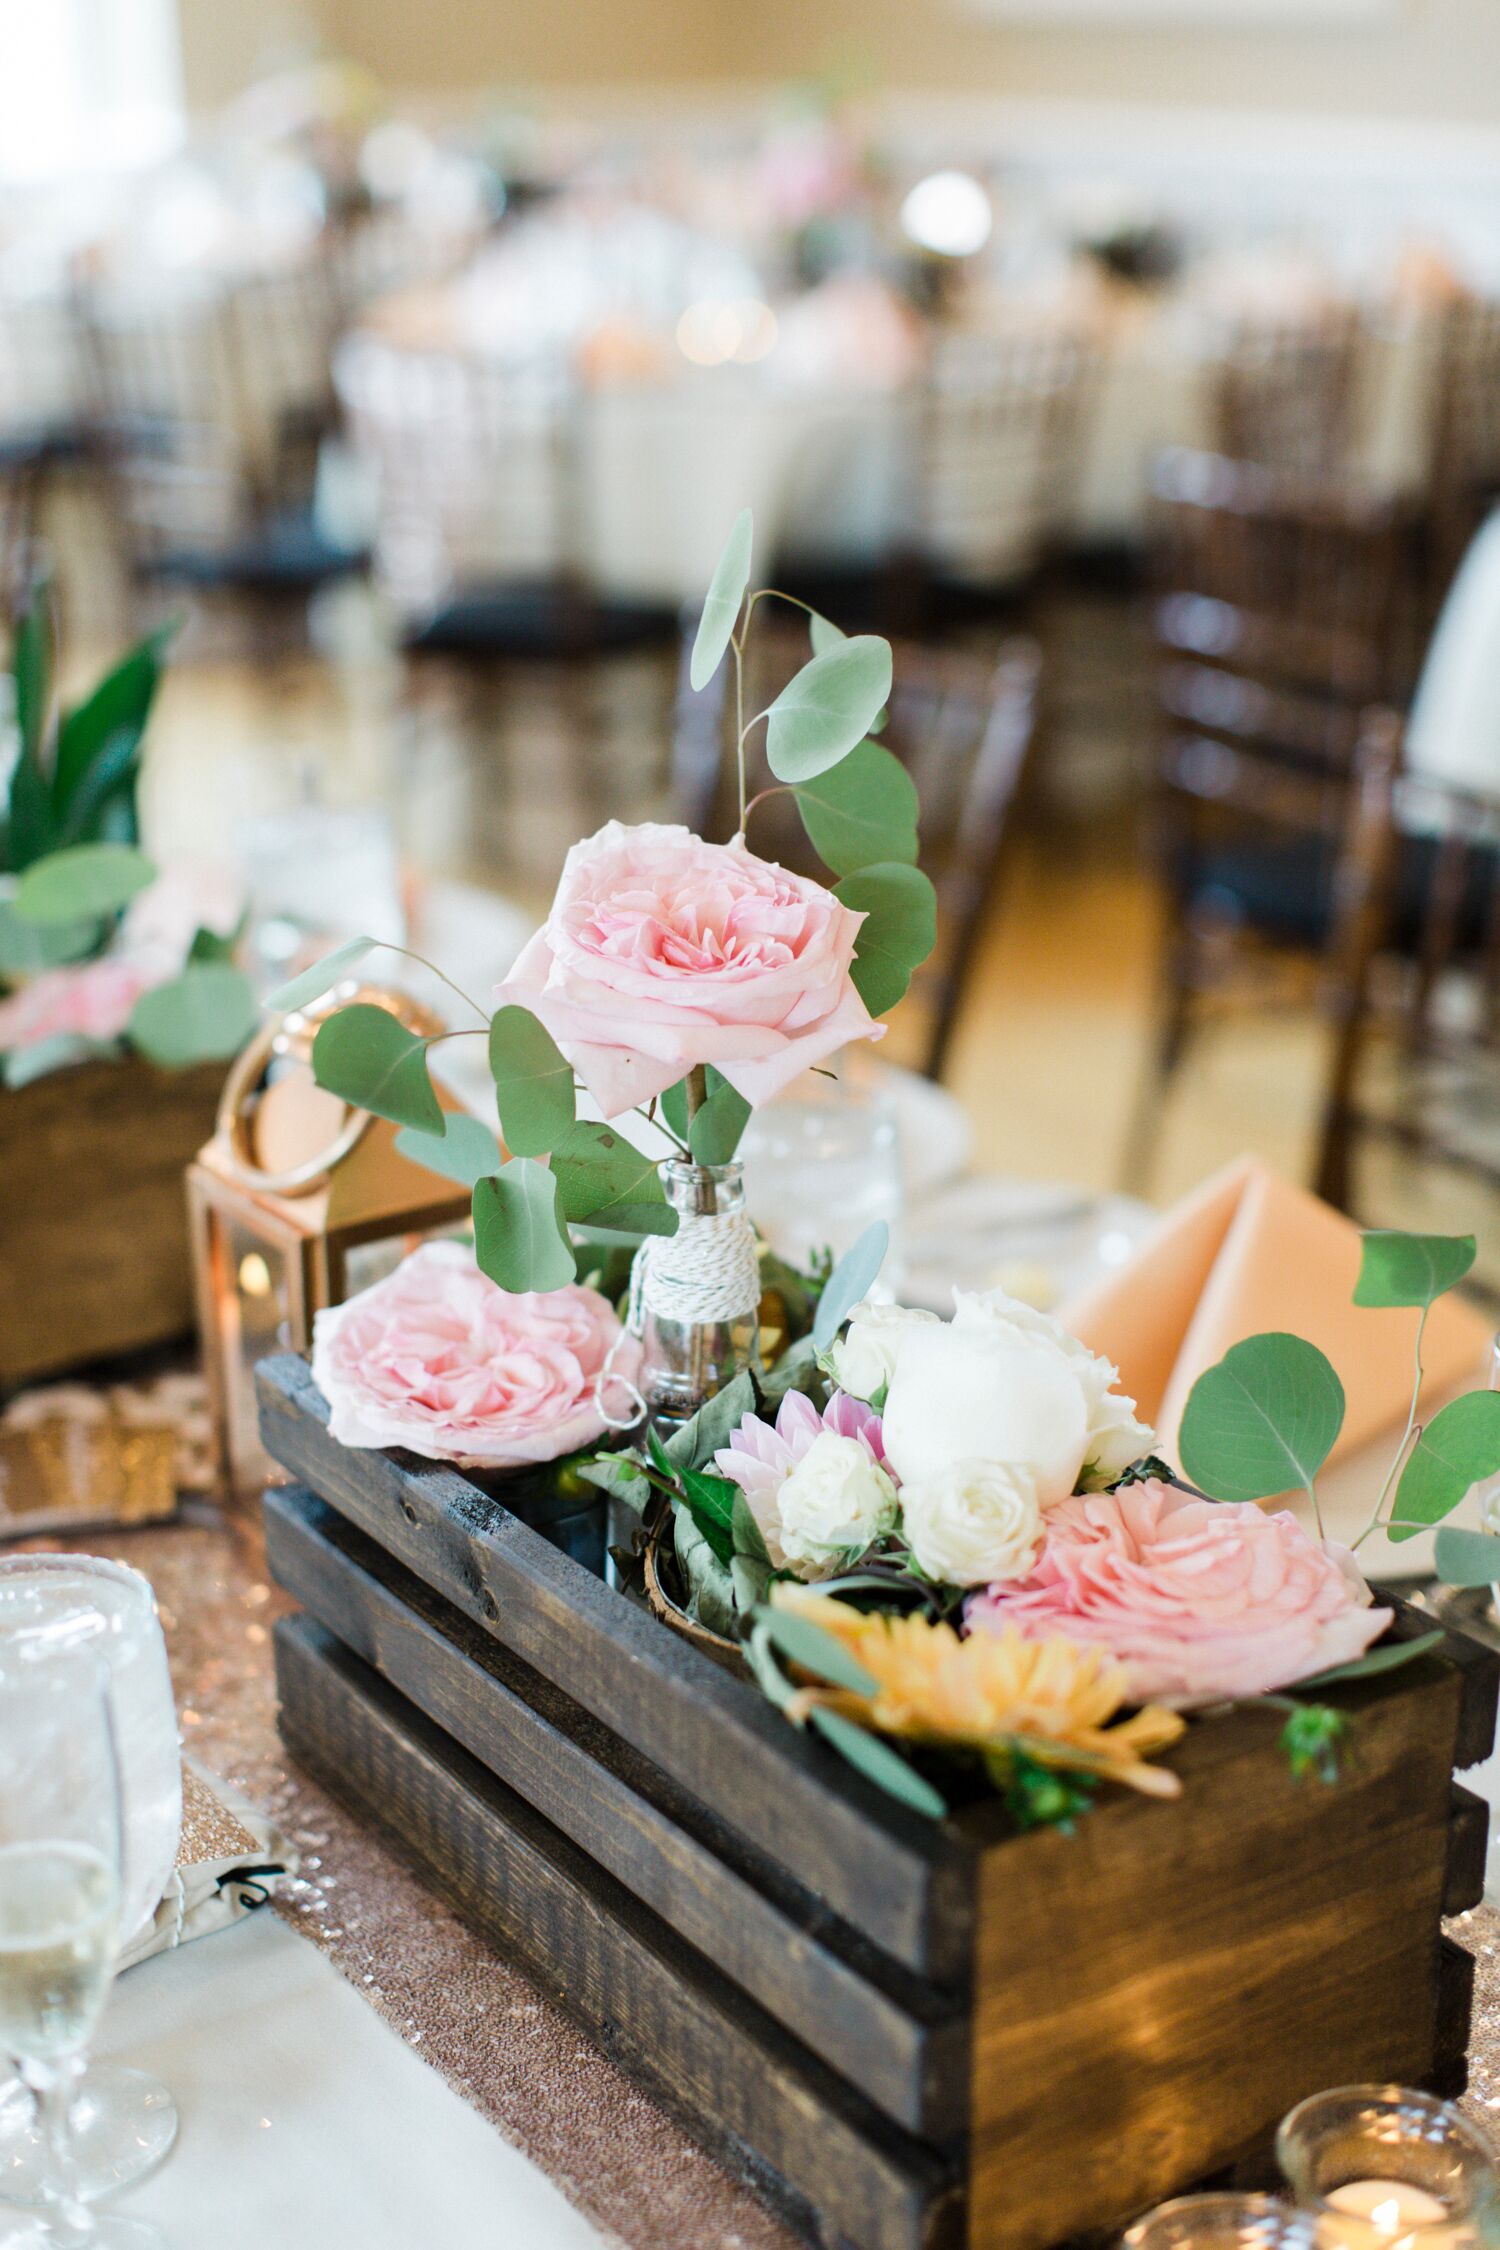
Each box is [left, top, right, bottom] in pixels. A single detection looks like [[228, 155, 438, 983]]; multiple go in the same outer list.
[[311, 1240, 641, 1468], [493, 820, 883, 1118], [0, 957, 155, 1054], [967, 1479, 1391, 1702]]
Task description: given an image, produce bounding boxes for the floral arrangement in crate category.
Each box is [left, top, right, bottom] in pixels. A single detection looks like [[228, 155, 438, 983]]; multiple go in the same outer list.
[[0, 595, 257, 1085], [255, 510, 933, 1297], [579, 1224, 1500, 1828]]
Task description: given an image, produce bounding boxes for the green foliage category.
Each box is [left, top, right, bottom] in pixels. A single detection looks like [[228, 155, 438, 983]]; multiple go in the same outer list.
[[833, 862, 937, 1017], [12, 843, 155, 926], [487, 1005, 575, 1158], [1178, 1333, 1346, 1502], [3, 599, 168, 872], [0, 901, 98, 974], [1387, 1391, 1500, 1543], [1292, 1630, 1445, 1687], [812, 1220, 889, 1351], [673, 1509, 738, 1636], [267, 937, 377, 1013], [550, 1119, 675, 1234], [472, 1160, 576, 1292], [393, 1113, 504, 1188], [127, 964, 258, 1069], [1354, 1231, 1477, 1309], [808, 611, 846, 656], [765, 637, 894, 783], [688, 1067, 752, 1165], [807, 1705, 947, 1816], [1280, 1704, 1348, 1784], [3, 1033, 118, 1088], [996, 1749, 1095, 1832], [663, 1366, 759, 1475], [754, 1602, 879, 1695], [312, 1004, 443, 1133], [690, 508, 753, 692], [1434, 1527, 1500, 1587], [648, 1428, 741, 1566], [793, 740, 919, 877]]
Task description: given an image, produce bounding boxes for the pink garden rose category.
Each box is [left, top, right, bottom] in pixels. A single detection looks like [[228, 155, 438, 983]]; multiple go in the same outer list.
[[0, 957, 155, 1054], [968, 1479, 1391, 1702], [311, 1240, 641, 1468], [493, 821, 883, 1118]]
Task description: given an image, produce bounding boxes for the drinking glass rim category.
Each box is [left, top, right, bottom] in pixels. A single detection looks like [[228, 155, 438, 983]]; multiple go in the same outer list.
[[1122, 2191, 1318, 2249], [0, 1554, 160, 1652]]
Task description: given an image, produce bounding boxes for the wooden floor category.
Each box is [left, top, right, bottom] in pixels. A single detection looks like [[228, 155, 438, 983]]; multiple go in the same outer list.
[[130, 604, 1326, 1208]]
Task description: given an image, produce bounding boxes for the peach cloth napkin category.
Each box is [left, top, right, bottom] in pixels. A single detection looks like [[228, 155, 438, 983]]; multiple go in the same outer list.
[[1059, 1156, 1493, 1476]]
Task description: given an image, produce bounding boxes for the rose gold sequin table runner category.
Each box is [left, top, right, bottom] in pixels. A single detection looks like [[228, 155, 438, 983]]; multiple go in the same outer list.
[[37, 1515, 1500, 2245]]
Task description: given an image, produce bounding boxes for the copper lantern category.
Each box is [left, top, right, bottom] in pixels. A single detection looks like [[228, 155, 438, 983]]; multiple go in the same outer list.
[[187, 988, 473, 1502]]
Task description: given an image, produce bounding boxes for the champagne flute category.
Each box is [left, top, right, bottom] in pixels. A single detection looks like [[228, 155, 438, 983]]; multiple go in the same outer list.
[[0, 1638, 163, 2249], [0, 1561, 181, 2204]]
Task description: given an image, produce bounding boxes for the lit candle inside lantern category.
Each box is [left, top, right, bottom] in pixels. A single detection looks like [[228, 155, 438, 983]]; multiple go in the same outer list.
[[1320, 2180, 1454, 2250]]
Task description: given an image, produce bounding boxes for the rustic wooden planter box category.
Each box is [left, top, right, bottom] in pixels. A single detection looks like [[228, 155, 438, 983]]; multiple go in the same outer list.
[[258, 1352, 1499, 2250], [0, 1054, 224, 1392]]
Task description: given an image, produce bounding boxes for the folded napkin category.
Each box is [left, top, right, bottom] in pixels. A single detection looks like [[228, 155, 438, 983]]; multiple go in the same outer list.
[[121, 1765, 295, 1974], [1059, 1156, 1493, 1480]]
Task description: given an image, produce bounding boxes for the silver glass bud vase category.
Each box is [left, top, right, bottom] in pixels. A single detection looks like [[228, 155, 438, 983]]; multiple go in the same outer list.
[[634, 1159, 762, 1429]]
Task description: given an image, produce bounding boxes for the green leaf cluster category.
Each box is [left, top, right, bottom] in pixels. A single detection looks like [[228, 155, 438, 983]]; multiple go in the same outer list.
[[3, 593, 169, 874], [1178, 1226, 1500, 1591]]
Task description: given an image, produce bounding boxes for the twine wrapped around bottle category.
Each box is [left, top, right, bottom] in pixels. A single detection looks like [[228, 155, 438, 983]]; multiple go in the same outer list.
[[597, 1162, 761, 1430]]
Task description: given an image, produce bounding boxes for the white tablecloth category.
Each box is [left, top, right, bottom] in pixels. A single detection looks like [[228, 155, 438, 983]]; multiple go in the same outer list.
[[100, 1913, 603, 2248]]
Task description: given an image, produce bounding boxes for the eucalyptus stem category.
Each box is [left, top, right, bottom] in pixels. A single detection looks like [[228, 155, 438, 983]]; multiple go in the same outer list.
[[732, 626, 747, 834], [1352, 1305, 1429, 1552], [362, 942, 491, 1026], [684, 1064, 709, 1125]]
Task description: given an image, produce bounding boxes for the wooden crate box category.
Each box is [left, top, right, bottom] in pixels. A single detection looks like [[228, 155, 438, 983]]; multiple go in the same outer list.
[[258, 1352, 1499, 2250]]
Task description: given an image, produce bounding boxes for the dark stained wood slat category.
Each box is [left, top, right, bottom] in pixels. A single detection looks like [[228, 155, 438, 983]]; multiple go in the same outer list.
[[257, 1353, 969, 1982], [1445, 1784, 1490, 1917], [968, 1654, 1468, 2250], [265, 1486, 968, 2137], [274, 1616, 963, 2250]]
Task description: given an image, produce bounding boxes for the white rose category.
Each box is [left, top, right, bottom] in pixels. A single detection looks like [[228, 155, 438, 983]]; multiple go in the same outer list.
[[775, 1431, 899, 1578], [900, 1458, 1042, 1586], [950, 1288, 1155, 1493], [828, 1300, 939, 1403], [881, 1318, 1091, 1505]]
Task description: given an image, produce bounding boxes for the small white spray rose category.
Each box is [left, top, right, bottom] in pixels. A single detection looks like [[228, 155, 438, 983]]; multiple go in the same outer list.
[[881, 1317, 1091, 1506], [827, 1301, 939, 1402], [775, 1431, 900, 1577], [900, 1458, 1043, 1587]]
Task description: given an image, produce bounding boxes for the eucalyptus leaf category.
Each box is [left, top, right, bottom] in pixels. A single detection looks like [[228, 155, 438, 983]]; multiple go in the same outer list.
[[1291, 1629, 1446, 1688], [1178, 1333, 1346, 1503], [3, 1033, 120, 1088], [128, 964, 258, 1068], [665, 1367, 759, 1474], [660, 1078, 690, 1144], [1354, 1231, 1477, 1309], [766, 637, 894, 783], [689, 1069, 752, 1166], [689, 508, 752, 692], [550, 1119, 668, 1229], [1387, 1390, 1500, 1543], [756, 1605, 879, 1696], [472, 1161, 576, 1292], [576, 1452, 651, 1513], [731, 1553, 774, 1612], [808, 612, 846, 656], [488, 1005, 575, 1157], [833, 862, 938, 1017], [747, 1619, 796, 1709], [675, 1511, 738, 1634], [13, 843, 155, 927], [808, 1706, 947, 1819], [312, 1003, 443, 1133], [793, 740, 919, 878], [1434, 1527, 1500, 1588], [267, 936, 377, 1013], [0, 899, 98, 974], [394, 1113, 504, 1188], [812, 1221, 890, 1351], [730, 1488, 772, 1567]]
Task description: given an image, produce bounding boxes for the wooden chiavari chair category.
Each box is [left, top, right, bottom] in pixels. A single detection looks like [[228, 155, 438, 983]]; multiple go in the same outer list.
[[672, 625, 1040, 1081], [1424, 298, 1500, 611], [1211, 308, 1362, 478], [1122, 447, 1408, 1191], [1317, 734, 1500, 1297]]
